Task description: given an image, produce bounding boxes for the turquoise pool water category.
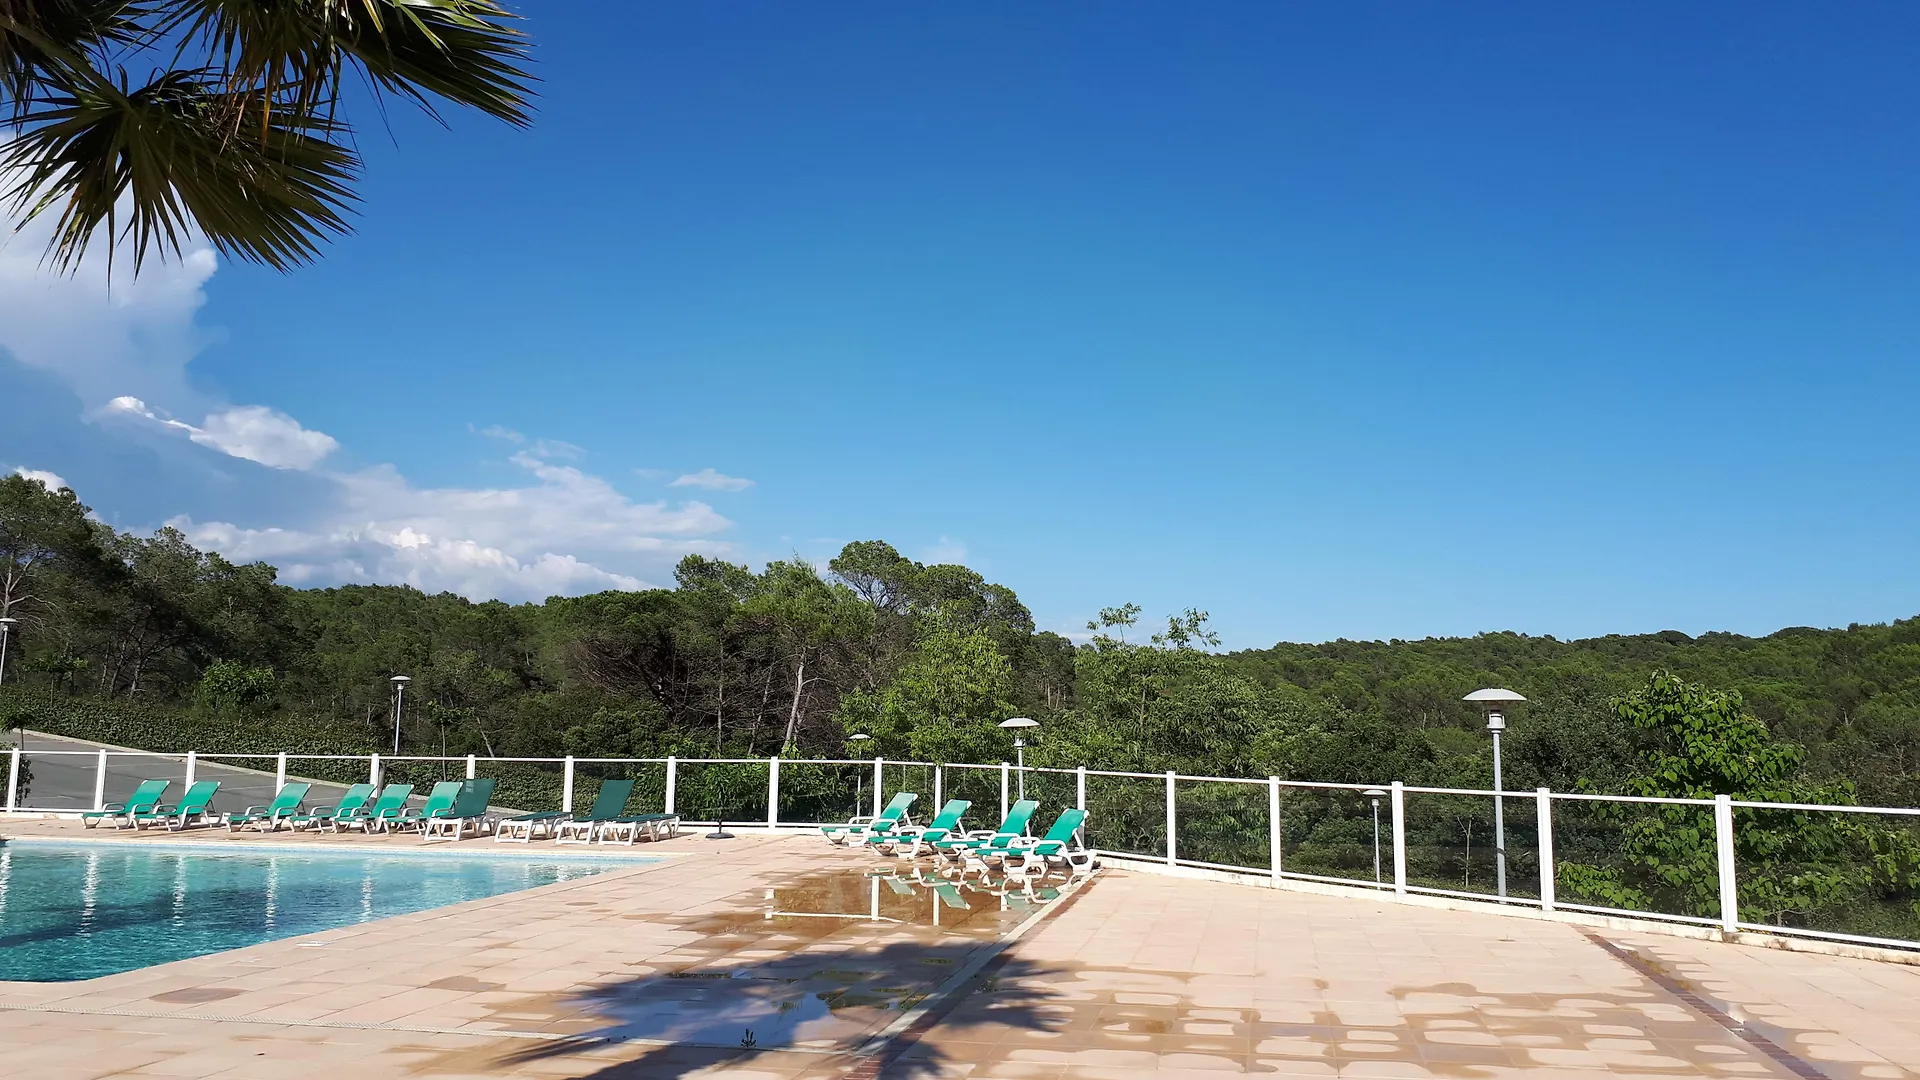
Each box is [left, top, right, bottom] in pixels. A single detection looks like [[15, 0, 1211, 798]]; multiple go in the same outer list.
[[0, 841, 653, 981]]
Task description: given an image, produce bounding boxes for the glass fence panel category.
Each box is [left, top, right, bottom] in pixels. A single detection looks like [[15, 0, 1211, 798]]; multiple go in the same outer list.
[[1021, 768, 1080, 828], [1550, 797, 1715, 922], [198, 754, 354, 814], [940, 765, 1006, 825], [883, 762, 938, 823], [777, 760, 864, 825], [280, 755, 379, 789], [1176, 779, 1270, 871], [1732, 806, 1920, 943], [15, 751, 164, 810], [569, 760, 669, 819], [1276, 787, 1379, 887], [674, 760, 771, 825], [1404, 791, 1541, 901], [1084, 774, 1166, 859]]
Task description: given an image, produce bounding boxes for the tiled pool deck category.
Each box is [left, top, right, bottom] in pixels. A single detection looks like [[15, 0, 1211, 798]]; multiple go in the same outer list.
[[1, 817, 1917, 1079]]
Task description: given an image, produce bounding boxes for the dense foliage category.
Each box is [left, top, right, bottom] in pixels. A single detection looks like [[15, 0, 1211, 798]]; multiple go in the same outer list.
[[3, 473, 1918, 932]]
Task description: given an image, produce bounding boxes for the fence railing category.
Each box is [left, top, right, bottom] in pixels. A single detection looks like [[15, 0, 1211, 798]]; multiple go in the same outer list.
[[5, 745, 1917, 952]]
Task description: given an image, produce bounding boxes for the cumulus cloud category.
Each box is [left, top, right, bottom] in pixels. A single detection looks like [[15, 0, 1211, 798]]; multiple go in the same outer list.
[[671, 467, 754, 491], [102, 397, 337, 469], [169, 450, 734, 602], [1, 197, 738, 604], [10, 467, 68, 490]]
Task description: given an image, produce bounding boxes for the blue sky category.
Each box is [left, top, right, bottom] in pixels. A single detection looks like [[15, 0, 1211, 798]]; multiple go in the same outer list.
[[4, 2, 1919, 649]]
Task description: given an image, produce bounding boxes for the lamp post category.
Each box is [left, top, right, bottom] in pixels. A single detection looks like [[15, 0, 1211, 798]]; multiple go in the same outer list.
[[0, 617, 15, 687], [848, 733, 871, 812], [1363, 787, 1387, 884], [390, 675, 411, 755], [998, 717, 1038, 803], [1464, 688, 1526, 900]]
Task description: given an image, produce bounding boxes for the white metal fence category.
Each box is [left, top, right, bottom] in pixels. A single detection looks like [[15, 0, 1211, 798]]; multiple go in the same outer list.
[[6, 746, 1917, 952]]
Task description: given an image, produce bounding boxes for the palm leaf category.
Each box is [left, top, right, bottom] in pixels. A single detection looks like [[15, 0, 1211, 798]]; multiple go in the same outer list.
[[2, 64, 357, 273]]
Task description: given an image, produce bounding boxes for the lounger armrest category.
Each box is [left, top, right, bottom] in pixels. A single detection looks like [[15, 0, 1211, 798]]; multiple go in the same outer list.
[[236, 804, 269, 816]]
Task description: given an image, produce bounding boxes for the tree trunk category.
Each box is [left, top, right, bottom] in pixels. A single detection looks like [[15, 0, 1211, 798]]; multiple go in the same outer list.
[[782, 658, 807, 749]]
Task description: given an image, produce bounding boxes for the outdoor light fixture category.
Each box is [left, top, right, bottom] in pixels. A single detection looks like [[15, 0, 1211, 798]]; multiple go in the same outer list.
[[999, 717, 1038, 803], [1464, 688, 1526, 900], [1363, 787, 1388, 884], [390, 675, 412, 755], [0, 617, 15, 688], [848, 733, 872, 809]]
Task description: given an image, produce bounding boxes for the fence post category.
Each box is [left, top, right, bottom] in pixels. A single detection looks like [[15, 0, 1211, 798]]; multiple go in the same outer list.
[[274, 752, 287, 793], [999, 762, 1010, 821], [872, 756, 884, 818], [1268, 776, 1282, 886], [1390, 781, 1406, 896], [184, 750, 196, 790], [1537, 788, 1556, 912], [664, 756, 677, 814], [1715, 794, 1738, 934], [768, 757, 782, 833], [93, 749, 108, 811], [1076, 766, 1089, 848], [6, 746, 19, 812], [369, 753, 381, 789], [1165, 771, 1178, 867], [465, 754, 476, 780], [562, 757, 575, 813]]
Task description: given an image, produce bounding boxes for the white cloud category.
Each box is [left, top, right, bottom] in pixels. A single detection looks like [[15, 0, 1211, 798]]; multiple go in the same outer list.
[[0, 197, 217, 411], [101, 397, 337, 470], [671, 467, 754, 491], [10, 467, 68, 490], [170, 451, 734, 602], [1, 195, 737, 604], [922, 536, 969, 564]]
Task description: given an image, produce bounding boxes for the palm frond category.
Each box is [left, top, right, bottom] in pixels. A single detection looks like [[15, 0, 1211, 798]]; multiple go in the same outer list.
[[2, 63, 358, 273], [1, 0, 149, 118]]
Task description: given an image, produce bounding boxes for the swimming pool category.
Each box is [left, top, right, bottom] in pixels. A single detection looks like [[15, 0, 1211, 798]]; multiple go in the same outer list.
[[0, 841, 656, 981]]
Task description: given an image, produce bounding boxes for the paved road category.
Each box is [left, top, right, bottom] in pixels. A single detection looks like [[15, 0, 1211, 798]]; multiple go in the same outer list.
[[7, 731, 358, 816]]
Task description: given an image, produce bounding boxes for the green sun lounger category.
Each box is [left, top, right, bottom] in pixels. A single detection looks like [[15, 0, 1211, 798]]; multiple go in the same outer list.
[[869, 798, 971, 856], [338, 783, 416, 832], [422, 778, 497, 841], [384, 781, 462, 833], [225, 782, 311, 832], [81, 779, 170, 829], [289, 783, 376, 831], [500, 777, 635, 843], [133, 781, 221, 830], [1000, 808, 1092, 876], [932, 799, 1038, 873], [821, 791, 916, 845], [596, 808, 682, 845]]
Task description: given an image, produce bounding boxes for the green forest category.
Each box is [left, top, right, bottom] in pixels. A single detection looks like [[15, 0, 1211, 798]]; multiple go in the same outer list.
[[3, 473, 1918, 936]]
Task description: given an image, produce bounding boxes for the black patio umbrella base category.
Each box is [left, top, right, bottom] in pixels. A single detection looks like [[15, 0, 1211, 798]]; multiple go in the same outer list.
[[706, 819, 735, 840]]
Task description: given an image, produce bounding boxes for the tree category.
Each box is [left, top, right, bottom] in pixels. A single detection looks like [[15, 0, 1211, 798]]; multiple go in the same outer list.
[[1, 0, 532, 274], [879, 620, 1016, 765], [0, 471, 103, 625], [1557, 672, 1920, 927]]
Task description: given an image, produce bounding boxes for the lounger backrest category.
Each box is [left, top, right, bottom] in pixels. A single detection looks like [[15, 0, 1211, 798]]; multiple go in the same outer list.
[[417, 781, 463, 816], [126, 779, 170, 809], [334, 783, 376, 811], [177, 781, 220, 811], [877, 791, 917, 822], [583, 778, 637, 820], [926, 799, 970, 830], [369, 783, 415, 815], [268, 782, 311, 812], [996, 799, 1039, 838], [1040, 808, 1086, 844], [445, 777, 497, 817]]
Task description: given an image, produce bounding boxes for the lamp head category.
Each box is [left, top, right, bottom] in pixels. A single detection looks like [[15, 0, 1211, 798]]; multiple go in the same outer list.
[[391, 674, 411, 684], [1363, 787, 1387, 800], [1463, 688, 1524, 732], [998, 717, 1038, 730], [848, 733, 871, 743]]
